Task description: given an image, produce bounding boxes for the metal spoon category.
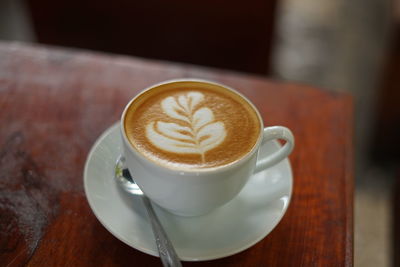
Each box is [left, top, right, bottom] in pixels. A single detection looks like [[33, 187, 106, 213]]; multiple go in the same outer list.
[[115, 156, 182, 267]]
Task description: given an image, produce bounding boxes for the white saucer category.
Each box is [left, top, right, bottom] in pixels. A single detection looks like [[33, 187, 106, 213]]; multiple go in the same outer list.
[[84, 123, 293, 261]]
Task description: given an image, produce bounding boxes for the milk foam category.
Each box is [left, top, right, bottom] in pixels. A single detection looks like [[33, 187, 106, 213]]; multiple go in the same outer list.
[[145, 91, 226, 162], [124, 82, 261, 169]]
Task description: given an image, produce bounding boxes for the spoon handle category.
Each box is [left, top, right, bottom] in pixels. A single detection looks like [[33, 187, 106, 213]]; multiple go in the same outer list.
[[142, 196, 183, 267]]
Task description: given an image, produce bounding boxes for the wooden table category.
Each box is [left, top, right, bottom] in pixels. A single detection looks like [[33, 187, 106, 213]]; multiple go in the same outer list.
[[0, 42, 353, 266]]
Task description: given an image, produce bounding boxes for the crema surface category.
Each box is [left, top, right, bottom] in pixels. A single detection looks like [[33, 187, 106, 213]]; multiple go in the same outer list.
[[124, 81, 261, 170]]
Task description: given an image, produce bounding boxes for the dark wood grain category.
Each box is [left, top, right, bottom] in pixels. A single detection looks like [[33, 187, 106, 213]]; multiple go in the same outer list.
[[0, 41, 353, 266]]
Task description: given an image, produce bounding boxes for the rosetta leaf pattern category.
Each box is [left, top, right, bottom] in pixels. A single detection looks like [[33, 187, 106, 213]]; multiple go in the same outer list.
[[146, 91, 226, 162]]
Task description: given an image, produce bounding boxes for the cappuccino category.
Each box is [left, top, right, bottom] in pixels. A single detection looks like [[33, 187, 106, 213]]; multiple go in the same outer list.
[[124, 81, 261, 170]]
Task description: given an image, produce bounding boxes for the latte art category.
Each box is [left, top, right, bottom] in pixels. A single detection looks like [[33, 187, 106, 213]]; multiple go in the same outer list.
[[146, 92, 226, 162], [123, 81, 261, 170]]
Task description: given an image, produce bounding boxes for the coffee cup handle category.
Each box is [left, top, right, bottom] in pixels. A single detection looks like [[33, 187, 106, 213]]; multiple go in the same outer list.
[[254, 126, 295, 173]]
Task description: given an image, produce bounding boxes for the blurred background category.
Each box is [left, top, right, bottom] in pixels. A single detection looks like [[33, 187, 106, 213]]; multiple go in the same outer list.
[[0, 0, 399, 265]]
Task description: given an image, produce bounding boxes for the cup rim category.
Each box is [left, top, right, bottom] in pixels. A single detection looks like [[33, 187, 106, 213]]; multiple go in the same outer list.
[[120, 78, 264, 174]]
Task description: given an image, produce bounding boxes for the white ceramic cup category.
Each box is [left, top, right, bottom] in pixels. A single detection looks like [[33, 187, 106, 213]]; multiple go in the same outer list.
[[120, 79, 294, 216]]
